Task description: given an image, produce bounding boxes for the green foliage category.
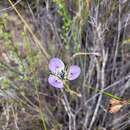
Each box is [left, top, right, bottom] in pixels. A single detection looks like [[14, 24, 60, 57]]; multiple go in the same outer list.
[[0, 76, 10, 90], [0, 0, 130, 129], [0, 12, 42, 96], [53, 0, 89, 53], [53, 0, 71, 50]]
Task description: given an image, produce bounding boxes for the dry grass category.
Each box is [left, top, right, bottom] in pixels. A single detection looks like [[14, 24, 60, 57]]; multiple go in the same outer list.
[[0, 0, 130, 130]]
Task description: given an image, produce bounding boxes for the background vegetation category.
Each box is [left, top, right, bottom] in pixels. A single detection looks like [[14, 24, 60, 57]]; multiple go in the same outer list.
[[0, 0, 130, 130]]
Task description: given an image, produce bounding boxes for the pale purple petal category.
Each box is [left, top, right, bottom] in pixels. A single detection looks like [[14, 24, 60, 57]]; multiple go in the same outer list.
[[67, 65, 81, 80], [48, 75, 64, 88], [49, 58, 65, 73]]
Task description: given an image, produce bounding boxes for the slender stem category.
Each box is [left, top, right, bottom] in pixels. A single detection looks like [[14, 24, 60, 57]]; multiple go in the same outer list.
[[88, 86, 122, 101], [7, 0, 50, 61], [64, 82, 82, 97], [0, 61, 24, 77], [71, 52, 100, 60], [33, 78, 47, 130]]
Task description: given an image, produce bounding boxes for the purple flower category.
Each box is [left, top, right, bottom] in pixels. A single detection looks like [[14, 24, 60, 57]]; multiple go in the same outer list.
[[67, 65, 81, 80], [49, 58, 65, 74], [48, 58, 81, 88], [48, 75, 64, 88]]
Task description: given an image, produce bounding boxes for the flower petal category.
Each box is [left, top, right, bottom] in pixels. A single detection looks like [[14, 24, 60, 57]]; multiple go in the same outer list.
[[49, 58, 65, 73], [67, 65, 81, 80], [48, 75, 64, 88]]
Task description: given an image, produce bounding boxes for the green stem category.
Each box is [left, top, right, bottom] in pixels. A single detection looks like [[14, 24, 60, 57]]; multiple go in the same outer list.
[[0, 61, 24, 77], [87, 86, 130, 102], [64, 82, 81, 97], [33, 77, 47, 130]]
